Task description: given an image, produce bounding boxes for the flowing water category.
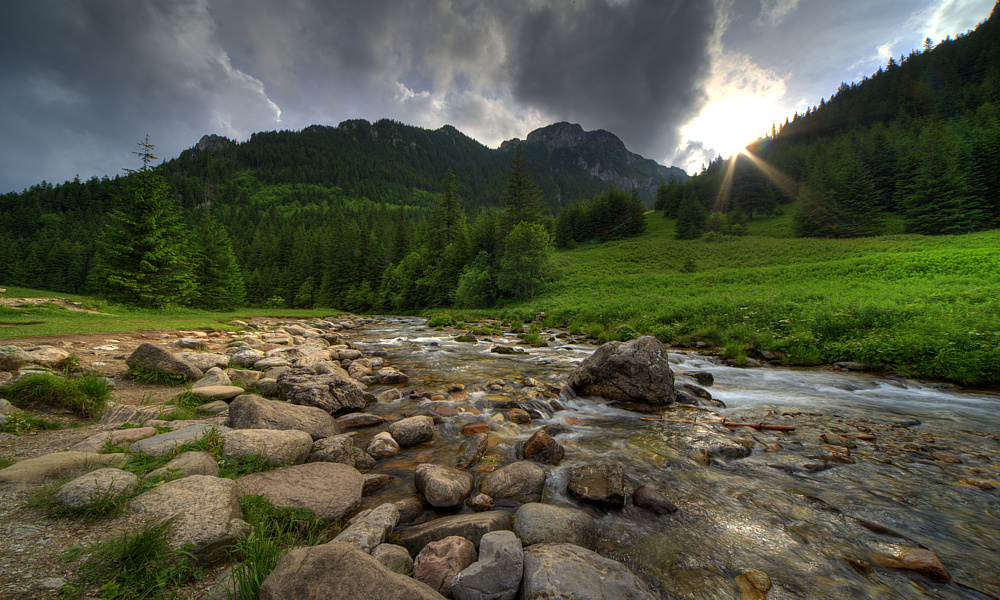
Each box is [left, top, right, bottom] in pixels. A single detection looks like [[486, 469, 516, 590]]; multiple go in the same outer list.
[[352, 317, 1000, 599]]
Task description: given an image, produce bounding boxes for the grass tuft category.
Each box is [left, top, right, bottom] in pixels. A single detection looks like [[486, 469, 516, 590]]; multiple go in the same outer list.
[[125, 365, 187, 386], [1, 373, 110, 418], [0, 411, 62, 435]]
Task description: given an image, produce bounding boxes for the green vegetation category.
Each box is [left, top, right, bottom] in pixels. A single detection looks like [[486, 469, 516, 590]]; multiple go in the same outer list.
[[0, 457, 13, 470], [1, 372, 111, 418], [125, 365, 187, 386], [0, 411, 61, 435]]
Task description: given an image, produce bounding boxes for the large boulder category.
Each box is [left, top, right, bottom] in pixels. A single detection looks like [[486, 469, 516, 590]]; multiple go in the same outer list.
[[521, 543, 657, 600], [277, 367, 366, 415], [388, 415, 435, 447], [568, 464, 627, 509], [451, 530, 523, 600], [237, 462, 363, 520], [96, 405, 169, 429], [27, 346, 70, 368], [413, 536, 477, 598], [0, 452, 125, 485], [130, 475, 248, 563], [221, 429, 313, 466], [415, 463, 474, 508], [228, 394, 339, 441], [129, 424, 229, 458], [566, 336, 674, 404], [513, 503, 597, 549], [479, 461, 547, 504], [397, 512, 512, 556], [333, 503, 400, 553], [0, 345, 33, 371], [126, 342, 202, 382], [308, 433, 358, 465], [259, 542, 445, 600], [184, 353, 230, 372], [53, 468, 138, 509]]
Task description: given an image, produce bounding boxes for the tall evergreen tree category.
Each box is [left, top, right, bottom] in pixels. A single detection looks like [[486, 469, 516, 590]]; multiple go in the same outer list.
[[674, 192, 707, 240], [97, 136, 195, 307], [500, 145, 543, 237], [190, 209, 246, 310]]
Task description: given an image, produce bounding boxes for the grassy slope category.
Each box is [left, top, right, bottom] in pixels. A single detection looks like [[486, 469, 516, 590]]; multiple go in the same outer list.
[[486, 214, 1000, 384]]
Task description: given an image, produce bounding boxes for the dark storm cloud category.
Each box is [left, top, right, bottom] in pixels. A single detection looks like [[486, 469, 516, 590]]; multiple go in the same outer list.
[[503, 0, 717, 159]]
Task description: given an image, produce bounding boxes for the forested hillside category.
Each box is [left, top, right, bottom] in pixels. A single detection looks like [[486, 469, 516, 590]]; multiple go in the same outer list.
[[663, 2, 999, 238], [0, 121, 662, 309]]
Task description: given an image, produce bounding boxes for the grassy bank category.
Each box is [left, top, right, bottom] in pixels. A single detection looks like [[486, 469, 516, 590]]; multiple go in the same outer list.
[[0, 287, 334, 339], [458, 215, 1000, 385]]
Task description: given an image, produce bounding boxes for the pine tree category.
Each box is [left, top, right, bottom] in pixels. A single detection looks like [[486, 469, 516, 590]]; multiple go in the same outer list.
[[98, 136, 195, 307], [674, 193, 707, 240], [190, 209, 246, 310], [500, 145, 543, 237]]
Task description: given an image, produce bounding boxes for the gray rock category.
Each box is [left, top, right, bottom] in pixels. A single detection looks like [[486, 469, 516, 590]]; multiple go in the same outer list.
[[254, 357, 293, 370], [451, 530, 523, 600], [355, 449, 377, 472], [129, 424, 229, 458], [237, 462, 363, 520], [513, 503, 597, 549], [397, 512, 513, 556], [193, 366, 232, 388], [278, 367, 366, 415], [130, 475, 248, 563], [479, 461, 547, 504], [148, 451, 219, 481], [0, 398, 17, 415], [199, 400, 230, 414], [69, 427, 157, 453], [228, 394, 339, 441], [566, 336, 675, 404], [255, 377, 280, 396], [453, 433, 488, 469], [363, 473, 393, 495], [185, 353, 230, 372], [0, 451, 125, 484], [27, 346, 70, 368], [567, 464, 627, 509], [259, 542, 445, 600], [414, 536, 477, 598], [337, 412, 388, 429], [176, 337, 209, 350], [333, 503, 400, 553], [521, 543, 657, 600], [54, 468, 138, 508], [308, 433, 357, 465], [372, 543, 414, 574], [227, 369, 261, 388], [378, 366, 409, 384], [190, 385, 245, 401], [126, 342, 202, 382], [388, 415, 435, 447], [96, 405, 169, 429], [221, 428, 313, 466], [367, 431, 401, 459], [231, 347, 264, 368], [415, 463, 474, 508], [0, 345, 33, 371]]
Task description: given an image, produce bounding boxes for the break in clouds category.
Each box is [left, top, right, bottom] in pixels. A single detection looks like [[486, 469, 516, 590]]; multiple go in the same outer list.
[[0, 0, 720, 192]]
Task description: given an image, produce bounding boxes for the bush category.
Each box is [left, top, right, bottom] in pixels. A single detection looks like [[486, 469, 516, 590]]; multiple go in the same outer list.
[[1, 373, 110, 418], [427, 313, 455, 328]]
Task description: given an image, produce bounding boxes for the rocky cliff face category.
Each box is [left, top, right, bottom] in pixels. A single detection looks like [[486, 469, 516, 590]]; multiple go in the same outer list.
[[195, 134, 232, 153]]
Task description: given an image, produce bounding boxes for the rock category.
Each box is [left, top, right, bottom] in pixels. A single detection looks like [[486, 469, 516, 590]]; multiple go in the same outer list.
[[633, 486, 678, 515], [463, 423, 491, 436], [414, 536, 478, 597], [689, 371, 714, 386], [521, 429, 565, 465], [513, 502, 598, 549], [0, 345, 33, 370], [53, 468, 138, 508], [278, 367, 366, 414], [348, 358, 375, 380], [227, 369, 261, 388], [231, 346, 264, 367], [490, 346, 525, 355], [221, 428, 313, 466], [873, 543, 950, 581], [337, 412, 388, 429], [0, 451, 125, 484], [521, 543, 657, 600], [834, 361, 867, 371], [193, 366, 232, 388], [126, 342, 202, 381], [96, 405, 169, 429], [479, 461, 547, 504], [129, 424, 228, 458], [566, 336, 675, 404], [379, 388, 404, 402], [378, 366, 410, 384], [451, 530, 523, 600], [506, 408, 531, 424], [455, 334, 478, 343], [453, 433, 489, 469], [184, 353, 230, 372], [190, 385, 245, 401], [259, 542, 445, 600], [27, 346, 70, 368], [199, 400, 229, 414], [931, 451, 962, 464], [0, 398, 16, 415], [69, 427, 157, 453], [736, 570, 771, 600], [397, 511, 513, 556], [130, 475, 248, 563], [254, 357, 293, 370], [148, 451, 219, 481], [363, 473, 393, 495], [388, 415, 436, 447], [255, 377, 280, 396], [228, 394, 339, 441], [415, 463, 475, 508], [355, 449, 377, 472], [466, 493, 495, 512], [367, 431, 401, 459], [333, 503, 400, 553], [568, 464, 627, 509], [372, 543, 414, 574], [237, 462, 363, 520], [308, 433, 357, 465], [395, 496, 428, 524], [176, 337, 209, 350]]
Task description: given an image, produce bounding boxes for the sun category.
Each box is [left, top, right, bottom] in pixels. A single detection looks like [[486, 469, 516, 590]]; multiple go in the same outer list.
[[681, 95, 783, 159]]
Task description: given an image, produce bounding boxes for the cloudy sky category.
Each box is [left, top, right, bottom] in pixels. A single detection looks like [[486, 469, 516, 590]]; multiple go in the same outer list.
[[1, 0, 994, 193]]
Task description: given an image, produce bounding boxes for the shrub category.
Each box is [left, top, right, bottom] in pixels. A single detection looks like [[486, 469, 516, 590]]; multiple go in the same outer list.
[[125, 365, 186, 386], [1, 373, 110, 418], [427, 313, 455, 328]]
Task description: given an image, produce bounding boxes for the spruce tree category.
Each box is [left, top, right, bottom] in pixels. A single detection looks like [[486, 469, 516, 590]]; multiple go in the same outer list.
[[500, 145, 543, 237], [674, 193, 707, 240], [98, 136, 195, 307], [190, 209, 246, 310]]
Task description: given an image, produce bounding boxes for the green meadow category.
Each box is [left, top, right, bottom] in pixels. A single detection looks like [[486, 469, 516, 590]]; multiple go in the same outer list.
[[469, 213, 1000, 385]]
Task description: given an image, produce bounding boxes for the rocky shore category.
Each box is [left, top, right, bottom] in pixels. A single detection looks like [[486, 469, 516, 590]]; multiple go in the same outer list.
[[1, 317, 999, 599]]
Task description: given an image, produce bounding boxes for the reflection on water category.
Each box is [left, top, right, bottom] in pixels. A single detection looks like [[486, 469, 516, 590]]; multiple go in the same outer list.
[[357, 317, 1000, 599]]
